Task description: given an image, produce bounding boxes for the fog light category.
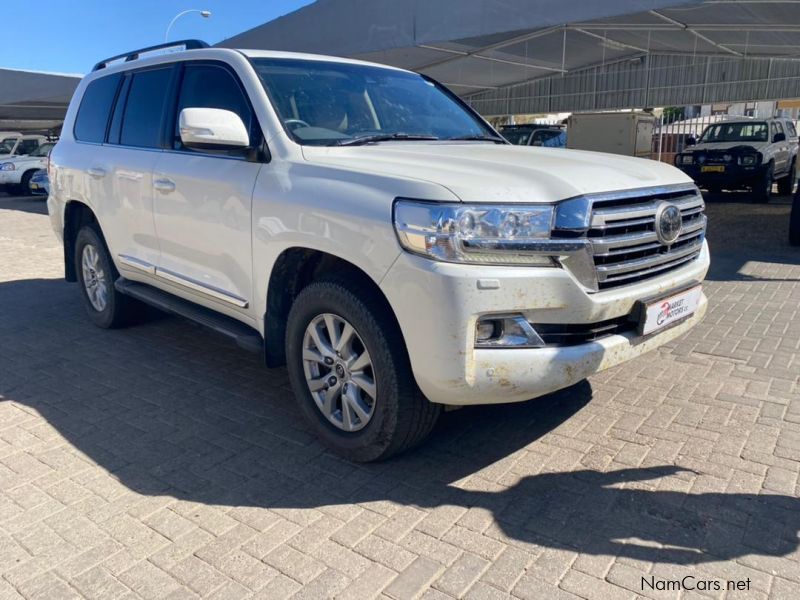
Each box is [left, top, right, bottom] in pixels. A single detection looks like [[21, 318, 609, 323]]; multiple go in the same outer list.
[[476, 319, 500, 342], [475, 315, 545, 348]]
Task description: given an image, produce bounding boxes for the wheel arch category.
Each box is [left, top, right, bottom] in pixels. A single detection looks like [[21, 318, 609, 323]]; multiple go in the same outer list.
[[264, 247, 405, 368], [63, 201, 98, 282]]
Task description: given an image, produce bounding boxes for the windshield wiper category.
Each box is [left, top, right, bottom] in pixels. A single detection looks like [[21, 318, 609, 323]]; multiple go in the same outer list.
[[335, 133, 440, 146], [447, 134, 507, 144]]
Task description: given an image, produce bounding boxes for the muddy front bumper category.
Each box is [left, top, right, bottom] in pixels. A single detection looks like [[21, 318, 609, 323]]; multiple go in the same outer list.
[[380, 242, 710, 405]]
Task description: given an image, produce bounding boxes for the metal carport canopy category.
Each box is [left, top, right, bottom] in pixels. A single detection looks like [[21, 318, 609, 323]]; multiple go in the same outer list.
[[0, 68, 80, 132], [219, 0, 800, 114]]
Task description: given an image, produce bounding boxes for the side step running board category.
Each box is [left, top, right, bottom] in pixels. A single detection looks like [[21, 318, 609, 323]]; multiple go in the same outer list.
[[115, 278, 263, 353]]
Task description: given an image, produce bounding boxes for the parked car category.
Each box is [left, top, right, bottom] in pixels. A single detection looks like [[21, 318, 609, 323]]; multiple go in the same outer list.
[[29, 169, 49, 197], [48, 41, 710, 461], [500, 124, 566, 148], [674, 117, 798, 202], [0, 142, 55, 195], [0, 133, 47, 158]]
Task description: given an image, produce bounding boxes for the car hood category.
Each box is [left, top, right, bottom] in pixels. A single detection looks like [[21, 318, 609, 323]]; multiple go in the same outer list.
[[301, 143, 692, 202], [686, 140, 768, 152]]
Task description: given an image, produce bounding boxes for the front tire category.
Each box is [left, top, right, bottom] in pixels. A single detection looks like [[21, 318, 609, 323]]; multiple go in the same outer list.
[[19, 170, 35, 196], [286, 278, 441, 462], [74, 224, 139, 328], [753, 162, 774, 203]]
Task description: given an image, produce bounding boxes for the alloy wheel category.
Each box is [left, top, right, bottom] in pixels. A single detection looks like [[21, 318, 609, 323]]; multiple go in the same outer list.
[[81, 243, 108, 312], [302, 313, 377, 432]]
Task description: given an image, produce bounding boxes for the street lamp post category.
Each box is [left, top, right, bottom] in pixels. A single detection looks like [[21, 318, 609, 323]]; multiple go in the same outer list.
[[165, 9, 212, 43]]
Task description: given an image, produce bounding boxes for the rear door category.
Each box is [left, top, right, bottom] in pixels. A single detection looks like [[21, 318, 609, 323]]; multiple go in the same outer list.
[[101, 66, 175, 276], [771, 121, 788, 173], [151, 61, 262, 315]]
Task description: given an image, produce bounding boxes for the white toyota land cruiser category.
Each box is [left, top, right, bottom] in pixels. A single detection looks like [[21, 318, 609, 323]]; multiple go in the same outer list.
[[49, 41, 709, 461]]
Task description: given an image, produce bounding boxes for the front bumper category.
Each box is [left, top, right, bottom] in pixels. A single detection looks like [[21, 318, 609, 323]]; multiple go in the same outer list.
[[380, 242, 710, 405], [677, 163, 766, 188], [0, 171, 20, 186]]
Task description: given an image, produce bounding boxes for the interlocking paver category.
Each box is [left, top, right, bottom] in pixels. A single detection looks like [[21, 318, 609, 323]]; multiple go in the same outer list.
[[1, 194, 799, 599]]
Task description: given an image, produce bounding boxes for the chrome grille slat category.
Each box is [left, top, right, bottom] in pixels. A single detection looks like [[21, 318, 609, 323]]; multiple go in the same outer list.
[[595, 239, 704, 280], [586, 186, 706, 290], [592, 216, 706, 255], [590, 194, 704, 228], [599, 252, 701, 284]]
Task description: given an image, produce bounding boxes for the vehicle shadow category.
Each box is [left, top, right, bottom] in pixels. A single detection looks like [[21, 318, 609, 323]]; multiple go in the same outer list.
[[0, 193, 48, 215], [2, 278, 799, 566], [702, 193, 800, 282]]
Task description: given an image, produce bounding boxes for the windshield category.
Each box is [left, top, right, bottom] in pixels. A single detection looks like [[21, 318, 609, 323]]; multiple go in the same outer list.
[[501, 129, 533, 145], [699, 122, 768, 143], [30, 143, 54, 157], [251, 58, 494, 146]]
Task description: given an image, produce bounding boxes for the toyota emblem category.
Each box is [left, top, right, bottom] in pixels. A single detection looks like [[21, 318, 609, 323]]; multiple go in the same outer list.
[[655, 203, 682, 245]]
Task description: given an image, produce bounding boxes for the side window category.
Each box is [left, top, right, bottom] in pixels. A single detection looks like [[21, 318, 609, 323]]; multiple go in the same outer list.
[[74, 74, 122, 143], [786, 121, 798, 138], [174, 64, 256, 151], [120, 68, 173, 148], [15, 139, 40, 155], [775, 121, 784, 134]]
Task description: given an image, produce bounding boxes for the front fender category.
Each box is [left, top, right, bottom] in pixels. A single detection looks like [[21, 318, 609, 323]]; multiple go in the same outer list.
[[250, 160, 457, 333]]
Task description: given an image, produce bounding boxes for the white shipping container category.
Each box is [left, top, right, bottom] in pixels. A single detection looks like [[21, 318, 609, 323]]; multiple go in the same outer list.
[[566, 112, 655, 158]]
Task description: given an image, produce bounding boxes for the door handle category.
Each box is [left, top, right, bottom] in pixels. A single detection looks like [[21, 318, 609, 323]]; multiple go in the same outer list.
[[154, 178, 176, 193], [87, 167, 106, 179]]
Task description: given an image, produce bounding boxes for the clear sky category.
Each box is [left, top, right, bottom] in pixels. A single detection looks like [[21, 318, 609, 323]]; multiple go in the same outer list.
[[0, 0, 313, 75]]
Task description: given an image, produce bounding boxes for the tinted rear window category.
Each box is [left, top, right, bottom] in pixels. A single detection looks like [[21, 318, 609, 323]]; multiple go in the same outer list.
[[120, 68, 173, 148], [74, 74, 122, 143]]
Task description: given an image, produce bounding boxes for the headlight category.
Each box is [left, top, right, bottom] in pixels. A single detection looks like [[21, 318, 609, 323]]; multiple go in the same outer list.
[[393, 200, 583, 265], [680, 155, 693, 165], [0, 163, 15, 171], [740, 155, 757, 165]]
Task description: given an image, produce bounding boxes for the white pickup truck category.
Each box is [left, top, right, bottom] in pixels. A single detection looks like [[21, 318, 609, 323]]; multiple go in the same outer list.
[[48, 41, 710, 461], [0, 133, 47, 158], [0, 142, 54, 195]]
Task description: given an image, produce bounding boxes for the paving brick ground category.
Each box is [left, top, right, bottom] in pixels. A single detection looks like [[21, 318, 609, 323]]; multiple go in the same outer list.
[[1, 191, 799, 600]]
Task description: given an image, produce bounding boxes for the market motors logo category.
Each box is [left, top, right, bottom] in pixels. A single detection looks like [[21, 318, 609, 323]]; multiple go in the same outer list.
[[657, 297, 689, 325]]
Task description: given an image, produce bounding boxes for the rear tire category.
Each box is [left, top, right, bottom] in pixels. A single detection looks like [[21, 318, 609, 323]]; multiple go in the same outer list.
[[790, 189, 800, 246], [74, 224, 141, 329], [753, 162, 773, 203], [285, 278, 441, 462], [777, 159, 796, 195]]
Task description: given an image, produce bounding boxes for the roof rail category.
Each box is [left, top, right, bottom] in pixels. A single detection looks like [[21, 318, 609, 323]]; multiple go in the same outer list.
[[92, 39, 210, 72]]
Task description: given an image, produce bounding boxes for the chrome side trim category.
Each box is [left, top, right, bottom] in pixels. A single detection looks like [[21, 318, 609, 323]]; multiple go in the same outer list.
[[155, 267, 249, 308], [118, 254, 156, 275]]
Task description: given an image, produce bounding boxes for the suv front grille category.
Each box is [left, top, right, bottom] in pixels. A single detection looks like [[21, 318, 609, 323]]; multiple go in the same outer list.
[[586, 187, 706, 290]]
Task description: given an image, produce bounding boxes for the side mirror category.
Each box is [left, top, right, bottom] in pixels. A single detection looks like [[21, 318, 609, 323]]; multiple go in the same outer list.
[[774, 132, 786, 143], [685, 136, 696, 147], [179, 108, 249, 150]]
